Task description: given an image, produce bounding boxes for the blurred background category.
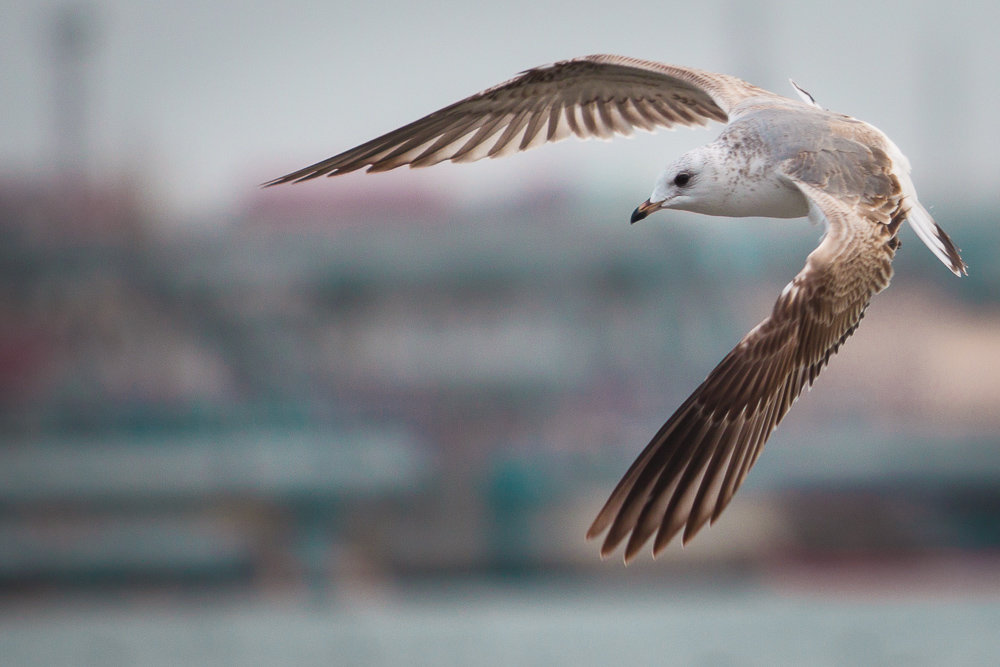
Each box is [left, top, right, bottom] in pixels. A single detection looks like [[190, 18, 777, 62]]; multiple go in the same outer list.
[[2, 1, 999, 664]]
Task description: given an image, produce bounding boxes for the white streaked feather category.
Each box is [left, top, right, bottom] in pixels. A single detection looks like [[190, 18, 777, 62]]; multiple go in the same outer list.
[[878, 130, 966, 275], [905, 200, 962, 275], [789, 79, 821, 108]]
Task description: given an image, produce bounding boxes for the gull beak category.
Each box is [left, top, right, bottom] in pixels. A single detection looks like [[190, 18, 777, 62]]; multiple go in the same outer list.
[[630, 199, 661, 224]]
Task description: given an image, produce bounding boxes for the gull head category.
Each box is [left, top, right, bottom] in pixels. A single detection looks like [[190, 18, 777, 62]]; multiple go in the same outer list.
[[631, 147, 723, 223]]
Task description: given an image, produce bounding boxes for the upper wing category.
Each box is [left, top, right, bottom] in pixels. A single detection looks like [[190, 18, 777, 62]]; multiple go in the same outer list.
[[587, 179, 903, 563], [264, 55, 769, 185]]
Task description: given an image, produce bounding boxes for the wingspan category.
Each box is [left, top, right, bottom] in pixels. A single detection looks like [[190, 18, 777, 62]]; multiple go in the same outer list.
[[264, 55, 769, 185], [587, 178, 902, 562]]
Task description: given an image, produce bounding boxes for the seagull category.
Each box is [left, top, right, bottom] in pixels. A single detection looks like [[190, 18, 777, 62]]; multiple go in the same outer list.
[[266, 54, 966, 563]]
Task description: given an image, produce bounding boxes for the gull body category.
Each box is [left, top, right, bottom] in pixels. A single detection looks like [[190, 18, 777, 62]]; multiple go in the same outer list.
[[267, 55, 965, 563]]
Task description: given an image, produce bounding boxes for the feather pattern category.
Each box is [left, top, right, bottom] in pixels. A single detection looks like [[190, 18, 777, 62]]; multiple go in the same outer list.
[[263, 55, 765, 185], [588, 176, 904, 562]]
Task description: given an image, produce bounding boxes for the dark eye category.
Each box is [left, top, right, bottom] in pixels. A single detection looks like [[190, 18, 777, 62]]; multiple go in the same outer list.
[[673, 172, 691, 187]]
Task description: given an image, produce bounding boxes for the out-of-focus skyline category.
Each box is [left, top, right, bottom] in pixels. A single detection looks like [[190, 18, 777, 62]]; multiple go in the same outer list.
[[2, 0, 999, 220], [2, 5, 1000, 658]]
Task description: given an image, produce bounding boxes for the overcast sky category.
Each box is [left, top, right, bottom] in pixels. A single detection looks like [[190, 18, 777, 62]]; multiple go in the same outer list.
[[3, 1, 998, 221]]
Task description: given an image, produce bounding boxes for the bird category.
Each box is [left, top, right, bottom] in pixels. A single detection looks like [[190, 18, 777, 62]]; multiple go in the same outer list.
[[265, 54, 966, 563]]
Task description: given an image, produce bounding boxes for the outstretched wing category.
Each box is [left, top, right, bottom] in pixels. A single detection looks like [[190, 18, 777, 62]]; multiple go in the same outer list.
[[587, 178, 903, 563], [264, 55, 769, 185]]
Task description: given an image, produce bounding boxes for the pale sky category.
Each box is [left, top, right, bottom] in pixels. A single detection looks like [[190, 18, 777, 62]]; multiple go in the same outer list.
[[2, 0, 998, 221]]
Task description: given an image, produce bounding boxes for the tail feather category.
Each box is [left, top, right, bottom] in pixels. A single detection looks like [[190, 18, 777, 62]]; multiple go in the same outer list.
[[875, 128, 966, 276], [905, 200, 967, 276]]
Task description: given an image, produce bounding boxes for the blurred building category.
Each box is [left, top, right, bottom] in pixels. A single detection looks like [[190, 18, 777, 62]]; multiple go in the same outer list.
[[0, 167, 997, 594]]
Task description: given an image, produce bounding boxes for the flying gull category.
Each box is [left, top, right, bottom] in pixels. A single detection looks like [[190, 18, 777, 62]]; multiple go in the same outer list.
[[266, 54, 966, 563]]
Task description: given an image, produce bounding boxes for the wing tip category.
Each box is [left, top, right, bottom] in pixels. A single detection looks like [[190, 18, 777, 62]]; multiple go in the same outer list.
[[590, 519, 696, 564], [260, 174, 292, 188], [261, 167, 335, 187]]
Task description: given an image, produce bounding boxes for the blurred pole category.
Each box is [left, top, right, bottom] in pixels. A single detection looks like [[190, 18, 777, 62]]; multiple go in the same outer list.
[[49, 5, 97, 222], [915, 31, 969, 204], [722, 0, 776, 89]]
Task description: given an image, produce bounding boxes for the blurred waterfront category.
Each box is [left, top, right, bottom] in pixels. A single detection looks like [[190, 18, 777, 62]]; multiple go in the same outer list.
[[2, 1, 1000, 665], [3, 162, 1000, 663], [4, 583, 1000, 666]]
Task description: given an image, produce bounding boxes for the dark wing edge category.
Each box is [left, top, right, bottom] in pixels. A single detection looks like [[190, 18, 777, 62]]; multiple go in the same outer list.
[[587, 179, 901, 563], [263, 55, 765, 186]]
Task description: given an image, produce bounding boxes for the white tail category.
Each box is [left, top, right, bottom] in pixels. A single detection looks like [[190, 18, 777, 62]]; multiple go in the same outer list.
[[878, 129, 967, 276], [904, 198, 967, 276]]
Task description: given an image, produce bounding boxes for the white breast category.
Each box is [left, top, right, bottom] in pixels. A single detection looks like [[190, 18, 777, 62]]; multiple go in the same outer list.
[[695, 169, 810, 219]]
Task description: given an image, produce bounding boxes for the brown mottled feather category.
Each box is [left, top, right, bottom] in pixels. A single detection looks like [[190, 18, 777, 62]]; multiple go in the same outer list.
[[587, 173, 903, 562]]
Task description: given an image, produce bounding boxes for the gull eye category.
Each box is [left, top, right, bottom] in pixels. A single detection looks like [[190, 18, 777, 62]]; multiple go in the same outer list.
[[673, 172, 691, 187]]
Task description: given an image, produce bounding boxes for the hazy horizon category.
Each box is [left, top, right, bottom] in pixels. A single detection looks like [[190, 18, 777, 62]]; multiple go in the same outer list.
[[3, 1, 998, 222]]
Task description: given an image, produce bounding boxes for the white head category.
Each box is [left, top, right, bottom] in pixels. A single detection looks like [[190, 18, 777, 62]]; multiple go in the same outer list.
[[630, 146, 722, 222]]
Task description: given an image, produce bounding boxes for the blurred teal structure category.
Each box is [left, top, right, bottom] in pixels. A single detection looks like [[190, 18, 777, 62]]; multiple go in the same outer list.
[[2, 171, 997, 588]]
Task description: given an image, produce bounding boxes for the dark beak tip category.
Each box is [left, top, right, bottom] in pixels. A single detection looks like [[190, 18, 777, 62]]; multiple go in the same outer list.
[[630, 207, 648, 224]]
